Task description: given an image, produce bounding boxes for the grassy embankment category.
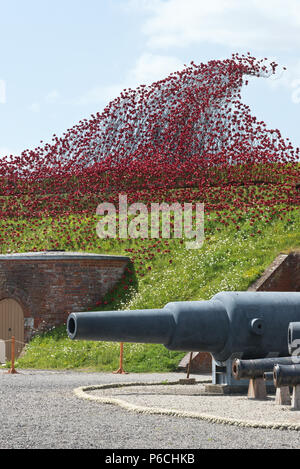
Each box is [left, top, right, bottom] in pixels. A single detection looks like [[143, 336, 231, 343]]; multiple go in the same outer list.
[[1, 203, 298, 372]]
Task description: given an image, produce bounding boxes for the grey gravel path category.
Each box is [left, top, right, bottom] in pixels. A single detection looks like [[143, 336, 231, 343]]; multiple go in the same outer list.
[[1, 369, 300, 449]]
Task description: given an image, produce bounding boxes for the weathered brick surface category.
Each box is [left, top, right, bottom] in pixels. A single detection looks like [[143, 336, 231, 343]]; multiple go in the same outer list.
[[248, 252, 300, 292], [178, 351, 212, 374], [0, 252, 129, 341]]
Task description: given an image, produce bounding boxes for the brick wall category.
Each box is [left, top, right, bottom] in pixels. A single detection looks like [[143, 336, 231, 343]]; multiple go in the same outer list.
[[0, 252, 129, 341], [248, 252, 300, 292]]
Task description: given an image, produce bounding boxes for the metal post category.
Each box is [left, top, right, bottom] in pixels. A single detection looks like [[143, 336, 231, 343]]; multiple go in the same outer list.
[[187, 352, 193, 379], [7, 337, 18, 375], [179, 352, 196, 385], [113, 343, 128, 375]]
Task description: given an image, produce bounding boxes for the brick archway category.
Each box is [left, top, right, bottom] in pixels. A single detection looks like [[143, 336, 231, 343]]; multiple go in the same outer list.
[[0, 286, 33, 344]]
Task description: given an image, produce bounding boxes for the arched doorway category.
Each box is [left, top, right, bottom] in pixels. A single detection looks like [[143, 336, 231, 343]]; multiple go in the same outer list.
[[0, 299, 24, 361]]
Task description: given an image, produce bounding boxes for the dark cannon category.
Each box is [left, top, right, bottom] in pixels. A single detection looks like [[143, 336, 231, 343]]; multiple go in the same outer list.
[[232, 356, 299, 398], [232, 357, 296, 380], [67, 291, 300, 388], [273, 363, 300, 407], [273, 364, 300, 388]]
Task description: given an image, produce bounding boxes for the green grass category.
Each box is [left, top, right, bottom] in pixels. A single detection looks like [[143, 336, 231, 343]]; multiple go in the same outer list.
[[15, 326, 184, 372], [3, 205, 300, 372]]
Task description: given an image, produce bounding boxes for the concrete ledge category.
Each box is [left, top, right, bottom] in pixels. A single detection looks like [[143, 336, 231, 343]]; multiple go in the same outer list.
[[0, 251, 130, 262], [74, 381, 300, 431]]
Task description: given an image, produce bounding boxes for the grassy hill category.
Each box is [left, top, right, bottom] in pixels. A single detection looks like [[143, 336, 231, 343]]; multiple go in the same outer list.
[[6, 205, 299, 372]]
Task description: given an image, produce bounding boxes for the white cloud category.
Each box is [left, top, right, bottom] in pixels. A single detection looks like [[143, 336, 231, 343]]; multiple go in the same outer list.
[[253, 0, 300, 27], [140, 0, 300, 50], [77, 53, 184, 106], [264, 60, 300, 104], [76, 1, 300, 109]]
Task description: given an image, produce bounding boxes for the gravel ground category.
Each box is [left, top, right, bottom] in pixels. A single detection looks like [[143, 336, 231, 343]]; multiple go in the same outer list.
[[1, 369, 300, 449], [87, 383, 300, 427]]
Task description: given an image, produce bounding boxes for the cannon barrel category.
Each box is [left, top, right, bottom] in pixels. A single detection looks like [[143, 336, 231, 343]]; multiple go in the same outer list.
[[67, 292, 300, 362], [232, 357, 296, 380], [67, 300, 229, 353], [68, 308, 176, 344], [274, 364, 300, 388]]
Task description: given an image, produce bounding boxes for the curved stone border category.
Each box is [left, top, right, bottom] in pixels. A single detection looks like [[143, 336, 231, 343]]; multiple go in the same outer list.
[[74, 381, 300, 431]]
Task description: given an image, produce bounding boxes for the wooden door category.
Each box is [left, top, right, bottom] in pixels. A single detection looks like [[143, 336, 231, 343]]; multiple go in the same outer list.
[[0, 299, 24, 361]]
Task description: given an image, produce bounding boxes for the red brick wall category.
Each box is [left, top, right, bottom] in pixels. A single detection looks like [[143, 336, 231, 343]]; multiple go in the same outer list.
[[0, 253, 129, 341], [248, 252, 300, 292]]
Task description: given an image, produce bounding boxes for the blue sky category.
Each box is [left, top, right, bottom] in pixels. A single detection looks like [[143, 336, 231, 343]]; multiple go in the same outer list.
[[0, 0, 299, 156]]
